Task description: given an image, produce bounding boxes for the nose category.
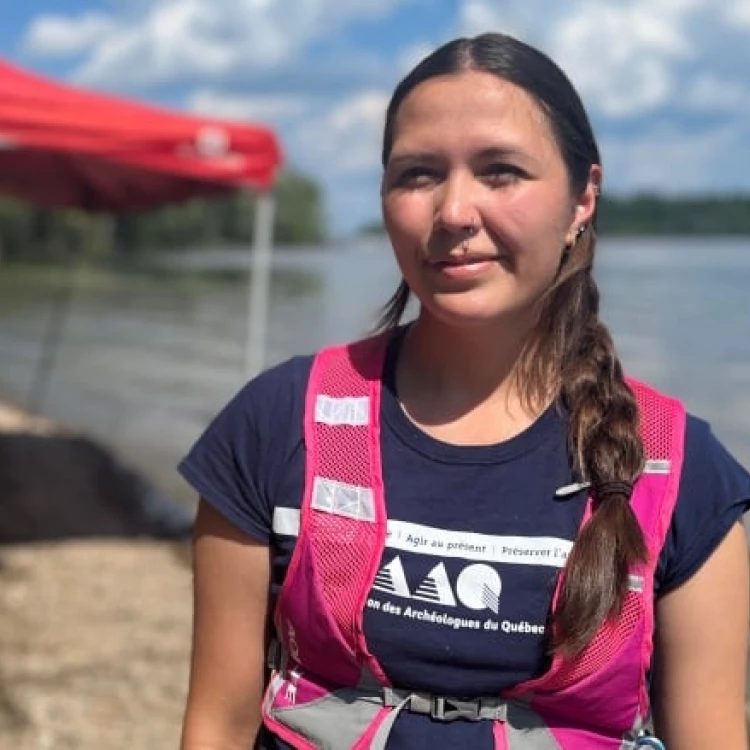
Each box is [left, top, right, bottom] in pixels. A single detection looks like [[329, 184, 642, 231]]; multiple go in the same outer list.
[[434, 172, 480, 234]]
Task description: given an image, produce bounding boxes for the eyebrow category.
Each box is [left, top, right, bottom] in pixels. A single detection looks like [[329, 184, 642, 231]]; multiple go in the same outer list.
[[387, 146, 534, 167]]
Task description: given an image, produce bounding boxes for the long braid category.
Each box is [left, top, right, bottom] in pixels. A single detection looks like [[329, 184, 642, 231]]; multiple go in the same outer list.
[[526, 230, 647, 655]]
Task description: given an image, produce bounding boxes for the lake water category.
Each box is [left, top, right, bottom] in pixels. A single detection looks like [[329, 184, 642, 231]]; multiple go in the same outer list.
[[1, 236, 749, 502]]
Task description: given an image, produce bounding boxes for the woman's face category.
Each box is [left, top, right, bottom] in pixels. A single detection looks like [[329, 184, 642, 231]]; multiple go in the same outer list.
[[382, 70, 598, 329]]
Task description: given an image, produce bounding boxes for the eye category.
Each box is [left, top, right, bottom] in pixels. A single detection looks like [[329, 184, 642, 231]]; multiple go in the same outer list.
[[391, 165, 441, 189], [481, 163, 526, 187]]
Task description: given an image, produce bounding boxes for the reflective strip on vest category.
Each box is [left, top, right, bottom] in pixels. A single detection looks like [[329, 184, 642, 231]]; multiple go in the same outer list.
[[643, 459, 671, 474], [315, 395, 370, 426], [311, 476, 376, 522]]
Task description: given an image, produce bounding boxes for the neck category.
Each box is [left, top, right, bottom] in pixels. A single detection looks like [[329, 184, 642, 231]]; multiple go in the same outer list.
[[397, 311, 540, 423]]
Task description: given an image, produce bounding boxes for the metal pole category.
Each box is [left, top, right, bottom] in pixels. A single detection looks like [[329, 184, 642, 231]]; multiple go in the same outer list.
[[243, 190, 275, 378], [27, 213, 115, 413]]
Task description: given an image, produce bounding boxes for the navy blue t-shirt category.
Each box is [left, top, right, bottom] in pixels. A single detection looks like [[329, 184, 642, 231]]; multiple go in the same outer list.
[[179, 334, 750, 749]]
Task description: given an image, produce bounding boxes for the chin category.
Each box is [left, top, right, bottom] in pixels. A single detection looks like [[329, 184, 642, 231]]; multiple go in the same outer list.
[[422, 300, 525, 330]]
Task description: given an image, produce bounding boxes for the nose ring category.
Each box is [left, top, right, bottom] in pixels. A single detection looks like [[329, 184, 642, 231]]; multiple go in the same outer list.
[[461, 219, 478, 252], [462, 219, 478, 236]]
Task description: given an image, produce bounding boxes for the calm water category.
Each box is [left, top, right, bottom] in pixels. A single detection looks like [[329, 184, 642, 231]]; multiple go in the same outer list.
[[0, 236, 749, 500]]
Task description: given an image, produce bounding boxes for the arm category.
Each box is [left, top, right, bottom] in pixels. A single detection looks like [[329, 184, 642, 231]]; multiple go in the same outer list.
[[652, 521, 749, 749], [180, 500, 272, 750]]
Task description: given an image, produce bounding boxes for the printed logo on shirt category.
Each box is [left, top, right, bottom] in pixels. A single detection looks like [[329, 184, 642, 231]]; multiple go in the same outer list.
[[367, 554, 547, 636], [373, 557, 501, 613]]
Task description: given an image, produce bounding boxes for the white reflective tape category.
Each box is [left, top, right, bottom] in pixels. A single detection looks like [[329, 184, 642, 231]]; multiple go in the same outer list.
[[644, 459, 671, 474], [314, 395, 370, 426], [272, 507, 301, 536], [311, 477, 376, 522], [628, 574, 644, 593]]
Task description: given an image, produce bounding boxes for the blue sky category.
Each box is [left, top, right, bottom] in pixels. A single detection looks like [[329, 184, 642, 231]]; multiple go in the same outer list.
[[2, 0, 750, 236]]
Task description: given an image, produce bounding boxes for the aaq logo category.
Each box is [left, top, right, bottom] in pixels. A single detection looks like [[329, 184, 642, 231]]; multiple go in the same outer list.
[[373, 556, 501, 614]]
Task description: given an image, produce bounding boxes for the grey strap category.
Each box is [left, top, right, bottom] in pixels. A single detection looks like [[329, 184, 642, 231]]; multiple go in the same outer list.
[[382, 687, 509, 722], [368, 692, 411, 750]]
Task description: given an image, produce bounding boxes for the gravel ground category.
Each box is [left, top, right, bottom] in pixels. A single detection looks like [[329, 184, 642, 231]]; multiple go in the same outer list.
[[0, 540, 193, 750]]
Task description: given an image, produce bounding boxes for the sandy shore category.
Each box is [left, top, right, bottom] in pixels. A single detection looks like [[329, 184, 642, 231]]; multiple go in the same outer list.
[[0, 540, 192, 750]]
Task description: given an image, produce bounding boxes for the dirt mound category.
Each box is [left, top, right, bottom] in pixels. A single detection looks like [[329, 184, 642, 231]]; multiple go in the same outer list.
[[0, 430, 193, 544]]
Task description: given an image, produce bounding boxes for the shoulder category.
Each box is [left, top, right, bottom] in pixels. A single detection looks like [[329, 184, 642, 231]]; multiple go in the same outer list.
[[177, 354, 315, 541], [657, 412, 750, 592], [679, 413, 750, 506], [199, 354, 314, 452]]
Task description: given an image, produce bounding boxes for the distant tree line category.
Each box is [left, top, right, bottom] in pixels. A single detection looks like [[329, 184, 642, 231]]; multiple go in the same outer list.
[[359, 194, 750, 238], [1, 183, 749, 265], [0, 169, 325, 264], [597, 194, 750, 235]]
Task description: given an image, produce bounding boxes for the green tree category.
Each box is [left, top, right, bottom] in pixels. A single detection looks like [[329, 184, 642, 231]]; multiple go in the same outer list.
[[272, 170, 325, 244]]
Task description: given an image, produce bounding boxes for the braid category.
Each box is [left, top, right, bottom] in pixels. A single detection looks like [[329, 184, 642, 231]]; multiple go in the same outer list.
[[538, 241, 647, 655]]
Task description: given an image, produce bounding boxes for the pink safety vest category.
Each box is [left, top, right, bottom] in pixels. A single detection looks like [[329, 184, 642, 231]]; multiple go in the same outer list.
[[262, 334, 686, 749]]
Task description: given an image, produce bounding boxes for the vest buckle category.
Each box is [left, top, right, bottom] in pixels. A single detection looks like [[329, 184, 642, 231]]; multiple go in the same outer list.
[[430, 695, 481, 722]]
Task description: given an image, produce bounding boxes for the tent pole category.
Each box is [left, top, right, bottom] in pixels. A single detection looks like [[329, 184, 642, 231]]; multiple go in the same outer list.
[[27, 214, 114, 413], [243, 190, 275, 379], [26, 253, 77, 413]]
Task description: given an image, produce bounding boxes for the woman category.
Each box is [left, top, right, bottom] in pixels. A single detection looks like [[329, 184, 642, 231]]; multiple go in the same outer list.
[[178, 33, 750, 749]]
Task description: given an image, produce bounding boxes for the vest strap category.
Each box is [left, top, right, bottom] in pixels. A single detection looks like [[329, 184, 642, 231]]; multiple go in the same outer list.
[[383, 687, 509, 722]]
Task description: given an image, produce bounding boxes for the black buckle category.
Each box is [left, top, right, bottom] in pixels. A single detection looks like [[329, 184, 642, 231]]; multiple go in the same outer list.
[[430, 696, 481, 722]]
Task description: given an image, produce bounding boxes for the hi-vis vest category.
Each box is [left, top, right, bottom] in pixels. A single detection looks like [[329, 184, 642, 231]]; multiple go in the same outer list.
[[261, 334, 685, 749]]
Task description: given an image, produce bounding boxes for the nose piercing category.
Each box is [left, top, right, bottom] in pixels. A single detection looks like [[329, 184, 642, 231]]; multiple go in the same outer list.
[[462, 219, 478, 236], [461, 219, 478, 252]]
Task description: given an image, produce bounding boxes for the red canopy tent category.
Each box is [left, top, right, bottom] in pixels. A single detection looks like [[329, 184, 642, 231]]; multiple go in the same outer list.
[[0, 57, 282, 210], [0, 58, 284, 402]]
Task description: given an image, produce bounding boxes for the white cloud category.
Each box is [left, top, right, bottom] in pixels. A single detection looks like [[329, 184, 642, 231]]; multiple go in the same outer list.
[[23, 13, 116, 58], [22, 0, 414, 88], [457, 0, 750, 117], [296, 91, 389, 174], [551, 3, 689, 116], [728, 0, 750, 26]]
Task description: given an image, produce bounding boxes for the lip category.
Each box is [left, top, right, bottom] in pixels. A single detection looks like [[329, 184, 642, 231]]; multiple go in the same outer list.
[[428, 255, 499, 279], [428, 253, 499, 267]]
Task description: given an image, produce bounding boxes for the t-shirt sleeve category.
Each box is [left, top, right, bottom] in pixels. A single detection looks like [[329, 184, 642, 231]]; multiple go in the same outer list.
[[178, 355, 312, 543], [657, 414, 750, 594]]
